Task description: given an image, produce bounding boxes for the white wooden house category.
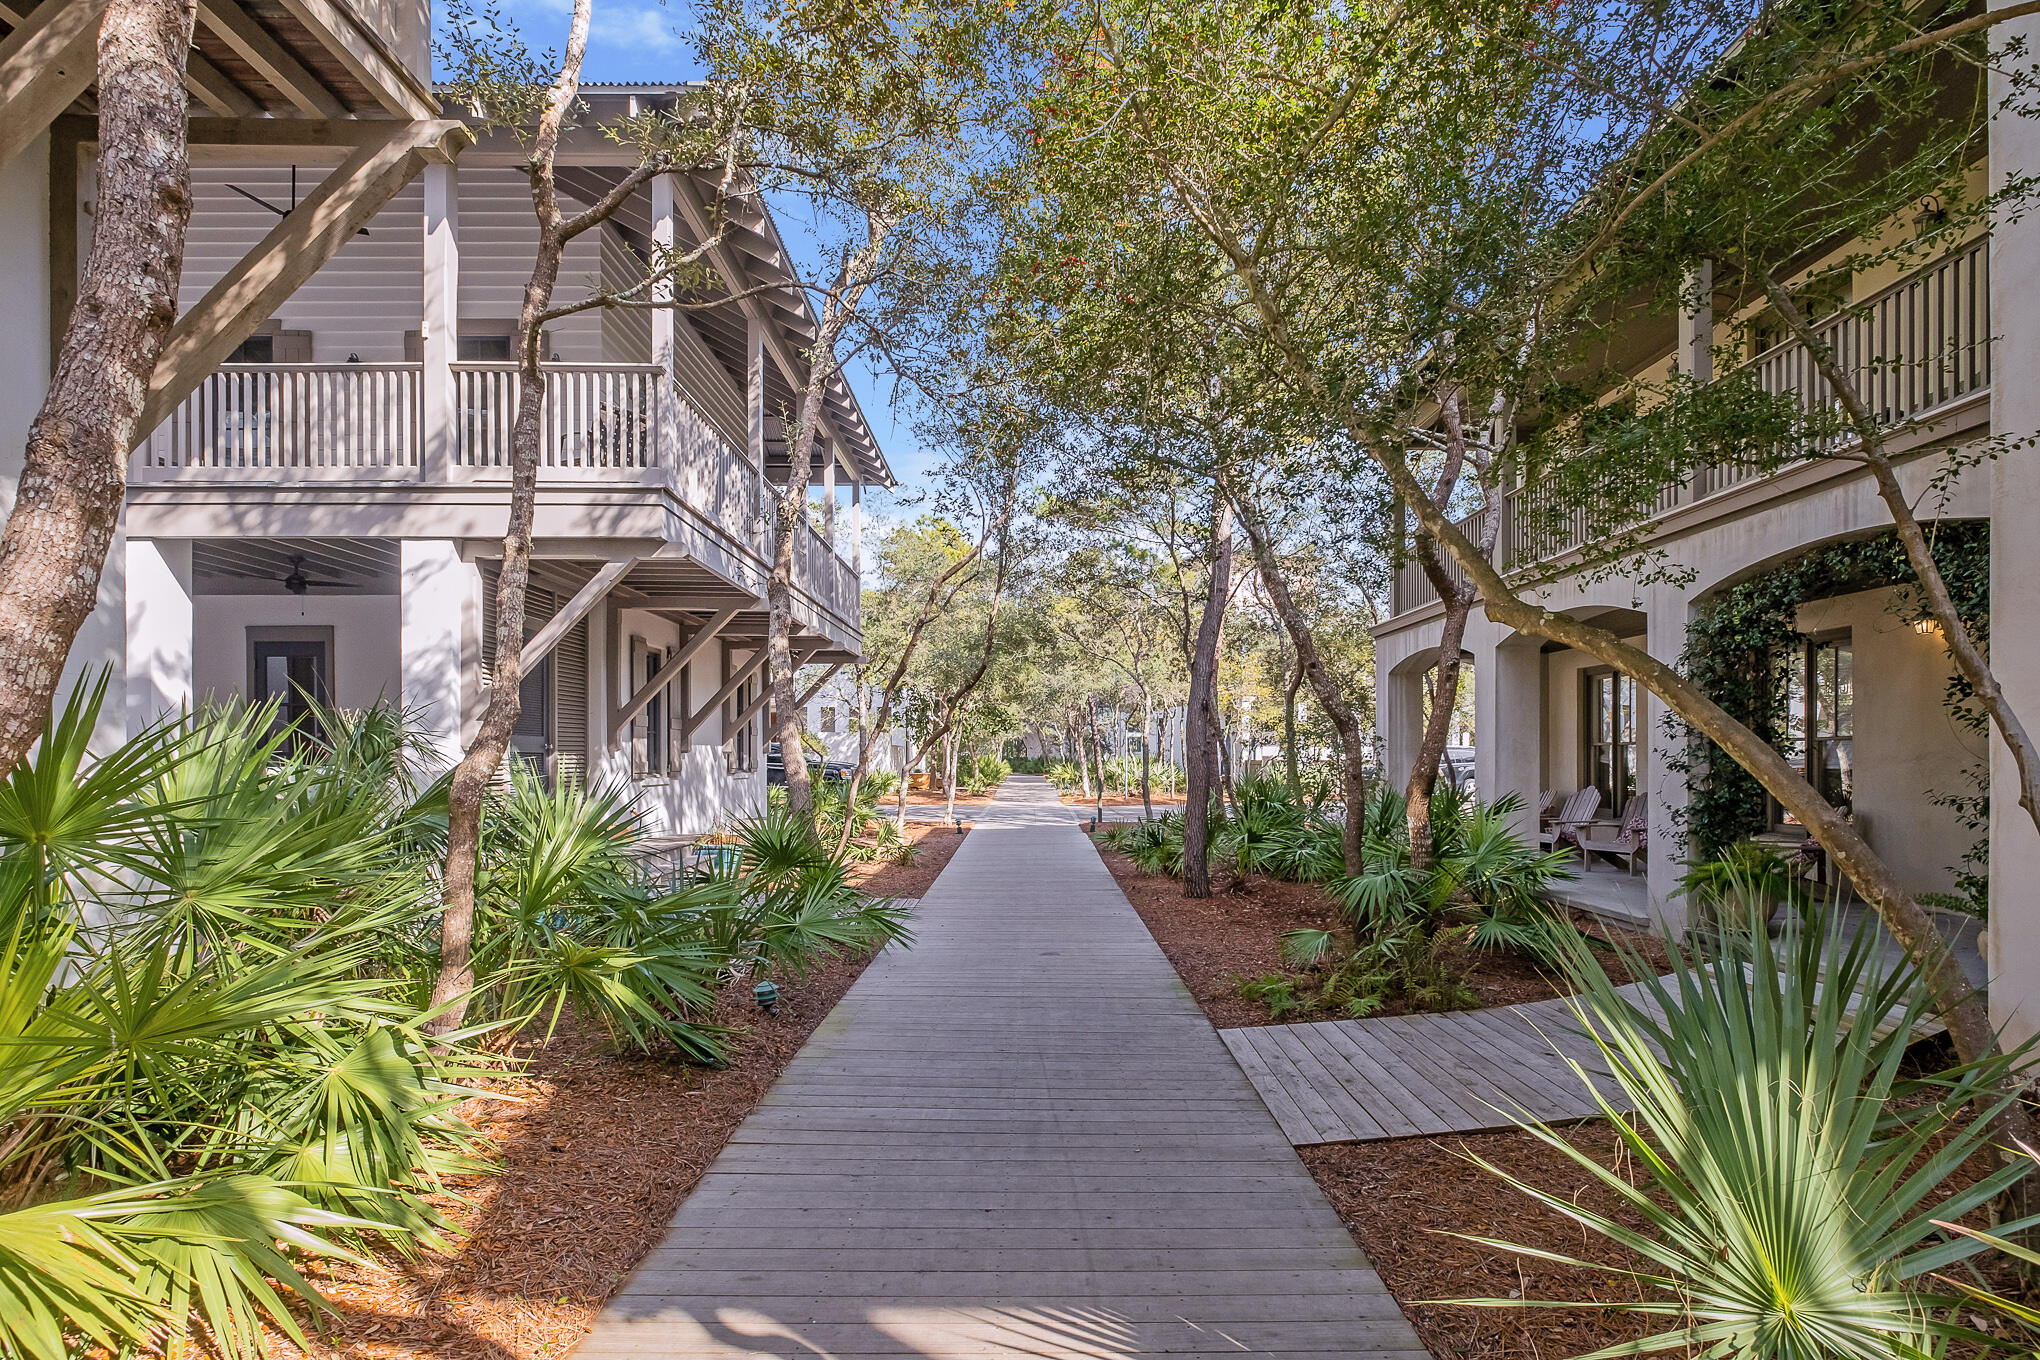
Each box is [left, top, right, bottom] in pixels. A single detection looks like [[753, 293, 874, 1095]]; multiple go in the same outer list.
[[0, 58, 891, 836]]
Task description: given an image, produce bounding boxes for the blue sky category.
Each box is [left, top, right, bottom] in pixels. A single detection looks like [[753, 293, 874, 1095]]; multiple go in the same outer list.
[[441, 0, 943, 509]]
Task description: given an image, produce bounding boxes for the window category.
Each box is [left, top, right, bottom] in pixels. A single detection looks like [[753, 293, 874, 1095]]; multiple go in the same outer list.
[[820, 705, 838, 735], [643, 648, 666, 776], [458, 334, 513, 362], [1773, 635, 1853, 823], [1582, 667, 1638, 815], [227, 333, 275, 364]]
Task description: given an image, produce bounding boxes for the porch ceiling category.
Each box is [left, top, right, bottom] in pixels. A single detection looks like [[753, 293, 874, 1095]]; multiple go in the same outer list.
[[194, 536, 400, 593], [526, 556, 857, 663]]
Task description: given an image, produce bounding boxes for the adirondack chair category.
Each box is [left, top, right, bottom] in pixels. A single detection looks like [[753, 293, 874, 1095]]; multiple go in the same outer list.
[[1539, 788, 1602, 851], [1535, 789, 1560, 825], [1577, 794, 1647, 875]]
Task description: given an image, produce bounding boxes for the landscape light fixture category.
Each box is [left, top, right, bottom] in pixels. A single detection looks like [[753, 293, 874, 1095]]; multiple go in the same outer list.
[[753, 979, 780, 1015]]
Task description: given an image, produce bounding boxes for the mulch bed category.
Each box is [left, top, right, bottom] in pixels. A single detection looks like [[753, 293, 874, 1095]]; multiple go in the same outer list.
[[1094, 842, 1672, 1030], [847, 821, 972, 899], [900, 787, 994, 807], [1089, 836, 2024, 1360], [1061, 790, 1187, 808], [297, 907, 909, 1360]]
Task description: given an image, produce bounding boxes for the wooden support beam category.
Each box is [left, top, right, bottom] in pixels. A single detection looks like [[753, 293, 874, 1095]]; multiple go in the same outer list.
[[518, 558, 632, 672], [139, 118, 471, 432], [794, 661, 844, 713], [733, 647, 819, 730], [683, 646, 773, 744], [0, 0, 106, 170], [183, 52, 260, 116], [270, 0, 437, 119], [611, 604, 739, 734], [196, 0, 344, 118], [186, 117, 408, 145]]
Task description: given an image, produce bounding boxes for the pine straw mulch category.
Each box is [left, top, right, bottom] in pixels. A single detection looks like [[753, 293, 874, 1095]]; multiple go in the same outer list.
[[1060, 790, 1188, 809], [1089, 836, 2027, 1360], [845, 820, 972, 899], [1092, 840, 1672, 1030], [292, 850, 944, 1360]]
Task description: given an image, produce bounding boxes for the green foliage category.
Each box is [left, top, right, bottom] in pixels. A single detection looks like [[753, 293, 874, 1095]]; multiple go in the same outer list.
[[0, 678, 912, 1360], [1045, 760, 1083, 790], [958, 753, 1011, 794], [1676, 840, 1811, 937], [1675, 522, 1989, 862], [1460, 910, 2034, 1360], [1333, 788, 1579, 965]]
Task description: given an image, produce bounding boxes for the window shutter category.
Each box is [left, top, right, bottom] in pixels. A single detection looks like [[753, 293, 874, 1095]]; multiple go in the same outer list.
[[628, 636, 648, 778], [666, 661, 687, 776]]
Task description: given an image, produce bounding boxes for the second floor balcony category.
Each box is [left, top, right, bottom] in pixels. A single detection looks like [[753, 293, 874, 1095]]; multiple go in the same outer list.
[[1387, 236, 1992, 620], [131, 358, 862, 629]]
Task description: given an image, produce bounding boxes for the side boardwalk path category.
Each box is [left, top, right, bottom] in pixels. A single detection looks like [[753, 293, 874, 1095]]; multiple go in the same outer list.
[[578, 776, 1429, 1360]]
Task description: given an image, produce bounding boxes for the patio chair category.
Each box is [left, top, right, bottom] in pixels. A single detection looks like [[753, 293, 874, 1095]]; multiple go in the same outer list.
[[1535, 789, 1560, 825], [1539, 788, 1602, 852], [1577, 794, 1647, 875]]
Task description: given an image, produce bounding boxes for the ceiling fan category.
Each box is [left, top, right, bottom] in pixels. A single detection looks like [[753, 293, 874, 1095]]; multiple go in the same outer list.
[[225, 166, 369, 238], [281, 557, 350, 596]]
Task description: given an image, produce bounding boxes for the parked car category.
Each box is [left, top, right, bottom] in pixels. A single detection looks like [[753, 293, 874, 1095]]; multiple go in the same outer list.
[[766, 742, 849, 785]]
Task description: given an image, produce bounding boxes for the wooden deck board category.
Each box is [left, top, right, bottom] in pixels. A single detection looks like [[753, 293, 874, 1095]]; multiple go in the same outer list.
[[577, 778, 1427, 1360]]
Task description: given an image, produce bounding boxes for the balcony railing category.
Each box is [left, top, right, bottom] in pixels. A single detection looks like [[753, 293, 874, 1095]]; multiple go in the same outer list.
[[135, 358, 861, 624], [453, 362, 662, 472], [136, 363, 422, 475], [1388, 238, 1992, 619]]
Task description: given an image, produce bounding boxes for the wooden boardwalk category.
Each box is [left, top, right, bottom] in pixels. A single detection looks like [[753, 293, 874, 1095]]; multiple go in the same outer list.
[[1223, 970, 1948, 1146], [1219, 994, 1638, 1146], [578, 777, 1429, 1360]]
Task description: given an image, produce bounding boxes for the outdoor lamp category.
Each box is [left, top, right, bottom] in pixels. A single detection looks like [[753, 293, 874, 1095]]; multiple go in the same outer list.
[[753, 979, 781, 1015]]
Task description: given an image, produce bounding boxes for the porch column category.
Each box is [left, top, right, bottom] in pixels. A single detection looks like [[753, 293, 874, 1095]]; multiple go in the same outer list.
[[851, 478, 863, 574], [1678, 258, 1714, 382], [747, 314, 766, 542], [1989, 3, 2040, 1050], [400, 539, 470, 770], [420, 162, 458, 481], [822, 442, 837, 546], [1378, 658, 1426, 794], [124, 537, 192, 731], [1472, 619, 1542, 841], [1645, 590, 1694, 933]]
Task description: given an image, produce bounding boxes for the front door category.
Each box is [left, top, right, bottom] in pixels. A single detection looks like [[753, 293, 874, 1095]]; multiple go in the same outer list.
[[251, 638, 329, 752]]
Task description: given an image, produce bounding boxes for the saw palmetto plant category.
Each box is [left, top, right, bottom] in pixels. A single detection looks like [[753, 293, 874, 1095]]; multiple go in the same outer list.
[[0, 677, 908, 1360], [1457, 911, 2033, 1360]]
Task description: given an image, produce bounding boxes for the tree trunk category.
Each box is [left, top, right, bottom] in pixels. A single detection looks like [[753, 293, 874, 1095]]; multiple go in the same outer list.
[[430, 3, 591, 1033], [1406, 554, 1475, 873], [431, 229, 565, 1032], [1283, 651, 1302, 792], [943, 729, 958, 823], [1183, 500, 1233, 898], [1087, 695, 1107, 825], [1762, 271, 2040, 843], [0, 0, 197, 779], [1140, 690, 1154, 819], [767, 492, 815, 826], [1075, 711, 1093, 799]]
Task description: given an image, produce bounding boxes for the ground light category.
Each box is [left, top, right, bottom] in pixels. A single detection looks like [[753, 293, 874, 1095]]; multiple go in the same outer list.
[[753, 979, 780, 1015]]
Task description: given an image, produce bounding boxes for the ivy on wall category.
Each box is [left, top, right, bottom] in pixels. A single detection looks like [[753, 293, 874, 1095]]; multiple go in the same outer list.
[[1672, 521, 1990, 907]]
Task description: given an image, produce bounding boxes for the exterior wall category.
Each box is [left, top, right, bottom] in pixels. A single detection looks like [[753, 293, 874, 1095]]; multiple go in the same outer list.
[[192, 593, 402, 710], [1375, 445, 1992, 932], [1989, 0, 2040, 1049]]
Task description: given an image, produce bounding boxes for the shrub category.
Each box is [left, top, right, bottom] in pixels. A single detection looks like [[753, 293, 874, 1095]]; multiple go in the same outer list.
[[0, 678, 916, 1360], [1462, 911, 2034, 1360]]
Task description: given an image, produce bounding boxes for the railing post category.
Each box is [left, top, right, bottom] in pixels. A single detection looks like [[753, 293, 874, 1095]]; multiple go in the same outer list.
[[420, 162, 458, 481]]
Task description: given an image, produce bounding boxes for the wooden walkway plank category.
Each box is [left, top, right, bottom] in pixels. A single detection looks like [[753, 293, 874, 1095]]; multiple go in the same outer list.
[[577, 777, 1426, 1360]]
